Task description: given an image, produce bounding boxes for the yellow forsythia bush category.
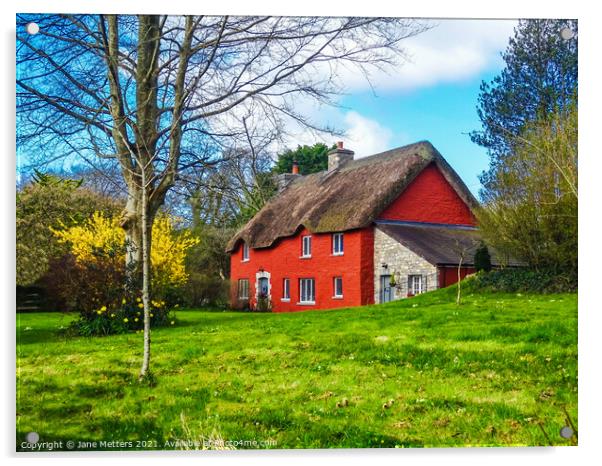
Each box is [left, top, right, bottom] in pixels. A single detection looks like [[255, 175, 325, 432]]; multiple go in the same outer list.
[[53, 212, 199, 289]]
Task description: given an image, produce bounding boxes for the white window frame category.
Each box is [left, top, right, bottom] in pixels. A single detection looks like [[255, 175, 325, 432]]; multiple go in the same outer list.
[[299, 278, 315, 304], [238, 279, 249, 300], [333, 276, 343, 298], [301, 235, 312, 258], [282, 278, 290, 301], [242, 243, 250, 262], [408, 275, 423, 295], [332, 233, 344, 256]]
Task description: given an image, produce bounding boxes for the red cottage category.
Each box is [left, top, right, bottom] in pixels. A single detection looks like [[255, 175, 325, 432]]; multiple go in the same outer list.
[[227, 141, 511, 312]]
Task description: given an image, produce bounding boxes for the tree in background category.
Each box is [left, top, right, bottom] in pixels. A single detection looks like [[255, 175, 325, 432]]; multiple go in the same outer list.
[[475, 101, 577, 276], [16, 172, 120, 286], [274, 143, 334, 175], [471, 19, 577, 195]]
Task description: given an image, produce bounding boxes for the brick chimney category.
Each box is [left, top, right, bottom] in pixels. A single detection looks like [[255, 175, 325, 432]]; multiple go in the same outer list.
[[328, 141, 354, 171]]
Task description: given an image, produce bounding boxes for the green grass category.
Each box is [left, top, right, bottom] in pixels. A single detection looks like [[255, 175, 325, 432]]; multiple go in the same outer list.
[[16, 286, 577, 450]]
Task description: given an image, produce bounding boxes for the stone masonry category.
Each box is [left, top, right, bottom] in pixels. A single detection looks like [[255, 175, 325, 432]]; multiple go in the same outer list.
[[373, 226, 438, 303]]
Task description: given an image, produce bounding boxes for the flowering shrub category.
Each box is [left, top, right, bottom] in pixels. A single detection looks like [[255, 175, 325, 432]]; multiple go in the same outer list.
[[53, 212, 198, 291], [52, 212, 197, 335], [71, 298, 178, 336]]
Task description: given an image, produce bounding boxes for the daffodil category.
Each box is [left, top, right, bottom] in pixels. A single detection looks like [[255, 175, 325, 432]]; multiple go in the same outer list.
[[138, 303, 144, 309], [134, 318, 139, 322], [136, 297, 141, 303], [96, 310, 102, 315], [100, 305, 107, 312], [150, 313, 154, 317], [123, 318, 129, 323], [122, 298, 127, 305]]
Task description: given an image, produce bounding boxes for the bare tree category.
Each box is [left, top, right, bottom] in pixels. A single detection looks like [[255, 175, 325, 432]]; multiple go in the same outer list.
[[451, 237, 479, 306], [17, 14, 425, 378]]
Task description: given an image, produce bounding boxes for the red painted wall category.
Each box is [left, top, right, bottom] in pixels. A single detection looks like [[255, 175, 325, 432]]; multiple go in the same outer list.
[[378, 163, 476, 226], [230, 227, 375, 312], [438, 266, 476, 288]]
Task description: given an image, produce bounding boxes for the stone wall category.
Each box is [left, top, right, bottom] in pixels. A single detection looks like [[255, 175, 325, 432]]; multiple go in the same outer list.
[[373, 227, 438, 303]]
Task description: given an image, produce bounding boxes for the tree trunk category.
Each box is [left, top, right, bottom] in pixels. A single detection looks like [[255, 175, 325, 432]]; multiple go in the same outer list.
[[121, 193, 142, 286], [139, 171, 152, 380], [456, 256, 463, 306]]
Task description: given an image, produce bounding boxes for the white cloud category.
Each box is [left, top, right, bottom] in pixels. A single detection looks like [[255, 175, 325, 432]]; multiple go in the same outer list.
[[342, 111, 394, 158], [336, 19, 517, 93], [266, 19, 517, 156]]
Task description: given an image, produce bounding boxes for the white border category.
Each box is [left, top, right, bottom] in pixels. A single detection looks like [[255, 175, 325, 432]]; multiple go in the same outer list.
[[4, 2, 600, 465]]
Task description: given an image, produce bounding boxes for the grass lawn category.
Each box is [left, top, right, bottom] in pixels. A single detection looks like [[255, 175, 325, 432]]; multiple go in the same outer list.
[[16, 286, 577, 450]]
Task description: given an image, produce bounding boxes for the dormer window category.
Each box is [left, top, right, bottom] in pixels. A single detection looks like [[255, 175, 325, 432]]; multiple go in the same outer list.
[[332, 233, 344, 255], [242, 242, 250, 262], [301, 235, 312, 258]]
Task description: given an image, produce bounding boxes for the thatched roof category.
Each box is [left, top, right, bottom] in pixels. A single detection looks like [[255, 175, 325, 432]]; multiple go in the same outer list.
[[227, 141, 479, 252], [376, 221, 523, 267]]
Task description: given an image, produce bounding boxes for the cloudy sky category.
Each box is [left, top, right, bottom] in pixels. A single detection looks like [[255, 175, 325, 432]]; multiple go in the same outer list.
[[287, 19, 518, 196]]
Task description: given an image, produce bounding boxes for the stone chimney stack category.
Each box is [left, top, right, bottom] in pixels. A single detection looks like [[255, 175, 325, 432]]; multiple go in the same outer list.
[[328, 141, 354, 171], [276, 160, 302, 192]]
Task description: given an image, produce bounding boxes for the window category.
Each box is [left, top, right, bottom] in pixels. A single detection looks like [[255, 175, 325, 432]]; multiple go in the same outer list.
[[301, 235, 312, 257], [238, 279, 249, 300], [242, 243, 249, 261], [332, 233, 344, 255], [333, 277, 343, 298], [299, 278, 315, 304], [282, 278, 290, 301], [408, 275, 423, 295]]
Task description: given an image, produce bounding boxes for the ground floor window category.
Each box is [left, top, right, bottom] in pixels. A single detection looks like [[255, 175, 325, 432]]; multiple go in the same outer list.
[[333, 276, 343, 298], [299, 278, 315, 304], [282, 278, 290, 300], [408, 274, 424, 295], [238, 279, 249, 299]]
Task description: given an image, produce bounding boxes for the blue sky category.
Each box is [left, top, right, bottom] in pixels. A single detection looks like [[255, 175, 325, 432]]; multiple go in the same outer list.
[[16, 17, 517, 198], [339, 71, 501, 195], [287, 19, 518, 198]]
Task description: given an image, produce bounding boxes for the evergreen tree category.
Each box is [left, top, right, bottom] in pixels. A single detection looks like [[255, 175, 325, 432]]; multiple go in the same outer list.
[[474, 243, 492, 272], [274, 143, 335, 175], [471, 19, 577, 197]]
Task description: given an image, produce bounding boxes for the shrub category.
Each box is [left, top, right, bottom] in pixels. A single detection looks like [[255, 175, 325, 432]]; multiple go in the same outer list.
[[469, 267, 576, 294], [50, 211, 197, 335], [41, 253, 125, 313], [255, 296, 272, 312], [52, 212, 199, 298], [182, 272, 230, 308], [229, 282, 251, 311], [69, 298, 177, 336], [474, 243, 492, 272]]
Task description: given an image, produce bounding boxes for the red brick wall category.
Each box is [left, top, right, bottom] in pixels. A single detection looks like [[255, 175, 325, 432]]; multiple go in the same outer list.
[[230, 226, 374, 312], [378, 163, 476, 226]]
